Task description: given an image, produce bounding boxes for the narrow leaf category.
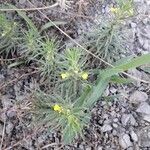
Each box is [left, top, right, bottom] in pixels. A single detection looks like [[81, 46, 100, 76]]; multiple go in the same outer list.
[[41, 21, 66, 32]]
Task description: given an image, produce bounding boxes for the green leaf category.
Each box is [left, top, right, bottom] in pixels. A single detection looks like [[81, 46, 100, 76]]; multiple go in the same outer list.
[[110, 75, 132, 84], [74, 84, 91, 107], [101, 54, 150, 79], [116, 54, 150, 71], [83, 77, 110, 108], [63, 124, 75, 144], [41, 21, 66, 32], [82, 54, 150, 108]]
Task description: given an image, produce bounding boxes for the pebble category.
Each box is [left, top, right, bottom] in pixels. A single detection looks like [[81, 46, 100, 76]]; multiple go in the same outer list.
[[6, 122, 14, 135], [19, 0, 26, 4], [113, 118, 119, 122], [97, 146, 103, 150], [112, 123, 118, 128], [143, 115, 150, 123], [7, 109, 17, 118], [130, 22, 137, 28], [109, 87, 117, 94], [112, 130, 117, 136], [119, 134, 133, 149], [129, 91, 148, 104], [121, 114, 136, 126], [2, 97, 13, 108], [130, 131, 138, 142], [101, 124, 112, 132], [136, 102, 150, 115]]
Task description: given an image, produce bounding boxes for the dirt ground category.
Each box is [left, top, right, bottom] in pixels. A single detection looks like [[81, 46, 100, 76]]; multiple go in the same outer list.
[[0, 0, 150, 150]]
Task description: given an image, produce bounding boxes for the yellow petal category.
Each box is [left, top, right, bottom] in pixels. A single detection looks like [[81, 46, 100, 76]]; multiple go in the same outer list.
[[53, 104, 62, 113], [61, 72, 69, 79], [81, 72, 88, 80], [110, 7, 119, 13]]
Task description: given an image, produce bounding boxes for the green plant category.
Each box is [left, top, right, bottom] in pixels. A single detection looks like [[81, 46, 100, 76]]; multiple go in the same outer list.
[[83, 0, 134, 64], [19, 28, 41, 61], [32, 54, 150, 143], [59, 48, 89, 80], [32, 89, 90, 144], [0, 13, 20, 57], [112, 0, 134, 20], [84, 22, 128, 64], [37, 38, 59, 78]]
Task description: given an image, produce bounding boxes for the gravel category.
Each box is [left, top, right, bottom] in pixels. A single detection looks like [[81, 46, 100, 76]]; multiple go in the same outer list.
[[0, 0, 150, 149]]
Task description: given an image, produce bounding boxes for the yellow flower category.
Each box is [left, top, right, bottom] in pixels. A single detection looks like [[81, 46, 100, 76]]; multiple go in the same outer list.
[[53, 104, 62, 113], [110, 7, 119, 13], [61, 72, 70, 79], [81, 72, 88, 80], [74, 70, 78, 74]]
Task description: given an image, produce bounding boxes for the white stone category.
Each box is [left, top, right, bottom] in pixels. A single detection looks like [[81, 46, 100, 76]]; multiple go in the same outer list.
[[101, 124, 112, 132], [136, 102, 150, 115], [130, 131, 138, 142], [121, 114, 136, 126], [143, 115, 150, 122], [6, 122, 14, 134], [119, 134, 133, 149], [129, 91, 148, 104]]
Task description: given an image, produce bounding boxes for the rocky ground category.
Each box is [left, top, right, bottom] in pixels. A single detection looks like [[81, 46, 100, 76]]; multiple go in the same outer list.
[[0, 0, 150, 150]]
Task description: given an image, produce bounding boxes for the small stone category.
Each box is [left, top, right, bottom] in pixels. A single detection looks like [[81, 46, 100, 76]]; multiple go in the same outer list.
[[130, 116, 137, 126], [2, 97, 13, 108], [130, 131, 138, 142], [142, 18, 149, 24], [146, 0, 150, 5], [113, 118, 119, 122], [109, 87, 117, 94], [136, 102, 150, 115], [97, 146, 102, 150], [121, 114, 131, 126], [101, 124, 112, 132], [127, 69, 142, 86], [112, 130, 117, 136], [143, 40, 150, 51], [112, 123, 118, 128], [7, 109, 17, 118], [119, 134, 133, 149], [19, 0, 26, 4], [130, 22, 137, 28], [143, 115, 150, 123], [129, 91, 148, 104], [6, 122, 14, 134], [0, 74, 4, 79], [121, 114, 136, 126]]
